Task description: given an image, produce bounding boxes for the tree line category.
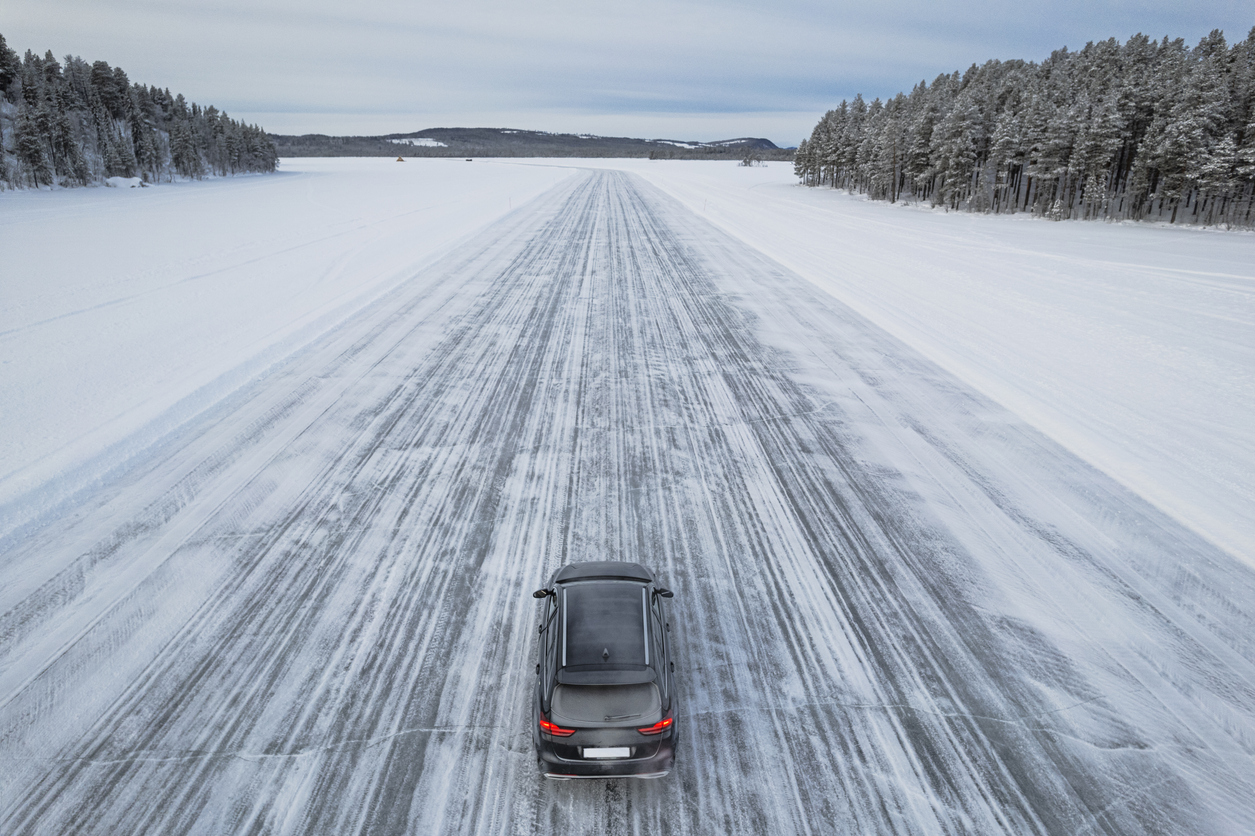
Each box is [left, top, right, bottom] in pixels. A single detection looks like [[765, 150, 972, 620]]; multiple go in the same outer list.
[[0, 32, 278, 190], [794, 29, 1255, 227]]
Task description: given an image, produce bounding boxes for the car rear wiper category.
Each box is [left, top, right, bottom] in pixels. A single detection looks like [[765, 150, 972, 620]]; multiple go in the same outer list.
[[604, 713, 642, 721]]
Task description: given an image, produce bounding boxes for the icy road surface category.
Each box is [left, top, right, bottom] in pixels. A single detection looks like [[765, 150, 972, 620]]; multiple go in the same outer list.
[[3, 169, 1255, 834]]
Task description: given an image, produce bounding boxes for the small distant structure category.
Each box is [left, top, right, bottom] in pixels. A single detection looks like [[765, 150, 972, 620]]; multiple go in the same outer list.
[[396, 156, 405, 162]]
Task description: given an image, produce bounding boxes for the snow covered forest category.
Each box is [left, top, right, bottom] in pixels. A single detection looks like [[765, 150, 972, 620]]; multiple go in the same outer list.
[[794, 30, 1255, 227], [0, 33, 278, 190]]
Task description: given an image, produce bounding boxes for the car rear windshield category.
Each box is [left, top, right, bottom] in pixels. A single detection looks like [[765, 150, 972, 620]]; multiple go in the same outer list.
[[563, 582, 648, 668], [549, 683, 662, 728]]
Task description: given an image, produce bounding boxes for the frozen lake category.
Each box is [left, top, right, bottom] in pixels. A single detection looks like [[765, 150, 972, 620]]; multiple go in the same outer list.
[[1, 159, 1253, 834]]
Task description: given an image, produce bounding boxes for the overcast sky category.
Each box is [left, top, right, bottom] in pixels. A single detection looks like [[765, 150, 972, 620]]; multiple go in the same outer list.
[[5, 0, 1253, 145]]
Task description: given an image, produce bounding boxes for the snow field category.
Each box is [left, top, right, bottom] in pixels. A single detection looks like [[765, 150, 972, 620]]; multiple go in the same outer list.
[[0, 158, 576, 541]]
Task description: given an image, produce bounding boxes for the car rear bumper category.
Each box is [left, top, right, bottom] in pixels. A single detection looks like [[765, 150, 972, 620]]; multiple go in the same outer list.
[[536, 734, 675, 778]]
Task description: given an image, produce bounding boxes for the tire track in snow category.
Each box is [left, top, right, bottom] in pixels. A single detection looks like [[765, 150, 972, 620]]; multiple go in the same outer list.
[[2, 171, 1254, 835]]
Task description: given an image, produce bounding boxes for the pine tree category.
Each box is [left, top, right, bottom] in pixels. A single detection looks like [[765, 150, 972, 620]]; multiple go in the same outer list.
[[793, 138, 810, 180], [15, 106, 52, 187], [932, 90, 983, 209], [0, 32, 18, 96], [169, 119, 202, 178]]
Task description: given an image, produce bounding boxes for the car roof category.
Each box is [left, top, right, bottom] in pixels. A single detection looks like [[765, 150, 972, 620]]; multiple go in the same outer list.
[[552, 561, 654, 584]]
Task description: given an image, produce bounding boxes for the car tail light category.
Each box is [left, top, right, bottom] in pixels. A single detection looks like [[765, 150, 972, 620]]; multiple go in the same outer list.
[[637, 717, 673, 735], [539, 714, 575, 737]]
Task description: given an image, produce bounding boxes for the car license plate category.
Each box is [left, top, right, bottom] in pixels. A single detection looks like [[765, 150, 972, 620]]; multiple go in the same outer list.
[[583, 747, 631, 759]]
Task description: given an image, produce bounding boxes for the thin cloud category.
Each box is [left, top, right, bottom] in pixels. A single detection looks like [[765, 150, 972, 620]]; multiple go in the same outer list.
[[6, 0, 1253, 144]]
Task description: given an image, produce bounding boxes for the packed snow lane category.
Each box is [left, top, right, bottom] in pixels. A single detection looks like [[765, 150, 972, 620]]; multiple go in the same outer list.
[[2, 169, 1254, 835]]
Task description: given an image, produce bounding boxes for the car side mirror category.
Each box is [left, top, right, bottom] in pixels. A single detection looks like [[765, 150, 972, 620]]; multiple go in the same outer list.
[[654, 588, 674, 598], [532, 588, 552, 599]]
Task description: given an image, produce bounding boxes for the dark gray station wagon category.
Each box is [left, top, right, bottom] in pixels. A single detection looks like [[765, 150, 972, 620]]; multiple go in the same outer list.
[[532, 561, 677, 778]]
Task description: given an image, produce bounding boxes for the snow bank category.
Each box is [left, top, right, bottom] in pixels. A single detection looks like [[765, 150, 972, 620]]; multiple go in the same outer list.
[[104, 176, 148, 188], [0, 158, 576, 540], [540, 159, 1254, 562]]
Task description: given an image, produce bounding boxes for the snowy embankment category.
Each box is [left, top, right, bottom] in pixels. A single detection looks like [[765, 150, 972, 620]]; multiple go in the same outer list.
[[525, 159, 1255, 561], [0, 158, 576, 542]]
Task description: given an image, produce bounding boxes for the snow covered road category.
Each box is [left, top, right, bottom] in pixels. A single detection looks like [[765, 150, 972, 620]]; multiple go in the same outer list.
[[2, 168, 1254, 834]]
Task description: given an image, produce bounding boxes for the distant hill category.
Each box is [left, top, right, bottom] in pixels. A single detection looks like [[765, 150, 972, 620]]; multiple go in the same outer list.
[[270, 127, 792, 160]]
